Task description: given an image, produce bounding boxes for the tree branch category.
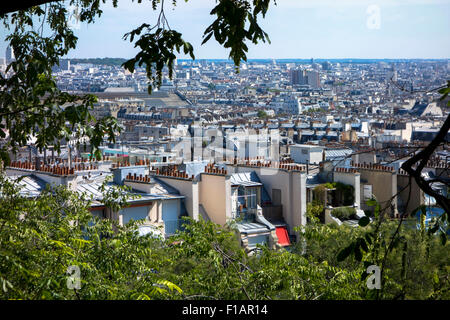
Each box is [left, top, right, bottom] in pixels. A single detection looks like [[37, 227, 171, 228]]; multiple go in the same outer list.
[[0, 0, 63, 15], [401, 114, 450, 213]]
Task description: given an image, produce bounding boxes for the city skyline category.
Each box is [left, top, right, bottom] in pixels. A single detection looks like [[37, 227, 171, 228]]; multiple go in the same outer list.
[[1, 0, 450, 60], [0, 1, 448, 302]]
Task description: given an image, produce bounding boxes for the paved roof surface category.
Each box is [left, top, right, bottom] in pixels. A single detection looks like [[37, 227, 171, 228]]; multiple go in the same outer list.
[[230, 172, 263, 187], [325, 149, 353, 159], [230, 171, 271, 202], [7, 175, 47, 198], [236, 222, 270, 234]]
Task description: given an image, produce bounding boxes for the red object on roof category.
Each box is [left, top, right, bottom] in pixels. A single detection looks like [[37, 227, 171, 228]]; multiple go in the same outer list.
[[275, 226, 290, 246]]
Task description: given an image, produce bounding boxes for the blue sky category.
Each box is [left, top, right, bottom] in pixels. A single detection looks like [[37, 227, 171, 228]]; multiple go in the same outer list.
[[1, 0, 449, 59]]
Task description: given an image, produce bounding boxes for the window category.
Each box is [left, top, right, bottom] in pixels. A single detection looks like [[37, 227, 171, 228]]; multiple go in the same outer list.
[[246, 188, 257, 209], [236, 187, 258, 210], [363, 185, 373, 201]]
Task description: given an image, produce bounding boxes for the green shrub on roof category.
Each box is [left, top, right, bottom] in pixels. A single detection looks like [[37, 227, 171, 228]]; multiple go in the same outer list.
[[331, 207, 356, 220]]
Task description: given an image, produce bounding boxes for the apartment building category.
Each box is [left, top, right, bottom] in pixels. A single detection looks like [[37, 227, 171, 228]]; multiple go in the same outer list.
[[5, 159, 187, 237], [146, 159, 308, 251]]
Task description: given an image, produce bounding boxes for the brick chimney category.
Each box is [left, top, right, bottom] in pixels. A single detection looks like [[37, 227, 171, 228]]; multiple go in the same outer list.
[[111, 164, 147, 185]]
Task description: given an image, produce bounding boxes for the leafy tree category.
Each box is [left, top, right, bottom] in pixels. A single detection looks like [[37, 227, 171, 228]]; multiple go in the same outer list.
[[303, 107, 325, 114], [155, 217, 364, 300], [257, 110, 267, 118], [207, 83, 216, 91], [0, 174, 182, 299], [0, 175, 448, 300], [0, 174, 362, 300], [331, 207, 356, 220], [0, 0, 276, 162], [0, 0, 448, 301], [70, 57, 128, 66], [334, 199, 449, 299], [0, 2, 122, 163]]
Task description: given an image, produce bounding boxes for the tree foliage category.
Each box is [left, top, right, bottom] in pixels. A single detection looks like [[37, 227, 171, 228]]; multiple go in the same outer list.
[[0, 0, 275, 160], [69, 57, 127, 66], [202, 0, 273, 70], [0, 174, 181, 299], [0, 0, 448, 301], [0, 175, 448, 300], [257, 110, 267, 118], [333, 199, 449, 299], [0, 1, 122, 162], [122, 27, 195, 94], [0, 176, 361, 300]]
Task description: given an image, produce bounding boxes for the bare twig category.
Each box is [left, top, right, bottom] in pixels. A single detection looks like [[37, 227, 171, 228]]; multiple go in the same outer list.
[[401, 114, 450, 213]]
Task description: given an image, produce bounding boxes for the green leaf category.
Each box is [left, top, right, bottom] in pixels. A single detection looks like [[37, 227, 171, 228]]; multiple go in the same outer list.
[[156, 280, 183, 294], [440, 232, 447, 246], [354, 246, 362, 262], [201, 32, 213, 45], [358, 216, 370, 227], [429, 223, 439, 234], [361, 269, 369, 281], [420, 205, 427, 216], [359, 238, 369, 252], [364, 233, 373, 245], [337, 243, 354, 262]]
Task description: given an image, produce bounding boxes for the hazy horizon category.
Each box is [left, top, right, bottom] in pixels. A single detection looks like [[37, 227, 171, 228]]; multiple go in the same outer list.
[[63, 57, 450, 61], [1, 0, 450, 60]]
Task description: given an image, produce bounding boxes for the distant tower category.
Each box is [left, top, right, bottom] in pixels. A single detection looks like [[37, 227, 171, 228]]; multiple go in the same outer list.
[[321, 61, 332, 71], [392, 70, 398, 82], [310, 57, 314, 64], [306, 70, 320, 88], [60, 59, 71, 71], [290, 68, 306, 85], [5, 46, 15, 64]]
